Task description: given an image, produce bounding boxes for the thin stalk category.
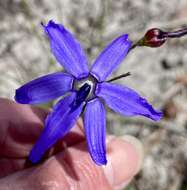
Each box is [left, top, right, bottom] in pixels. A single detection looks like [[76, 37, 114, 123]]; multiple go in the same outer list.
[[163, 27, 187, 38], [107, 72, 131, 82]]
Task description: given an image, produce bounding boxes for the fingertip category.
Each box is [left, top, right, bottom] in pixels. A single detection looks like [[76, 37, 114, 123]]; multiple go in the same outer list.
[[103, 135, 144, 189], [120, 135, 144, 174]]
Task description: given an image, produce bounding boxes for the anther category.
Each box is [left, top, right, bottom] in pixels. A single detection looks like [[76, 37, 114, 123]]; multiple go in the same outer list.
[[71, 83, 91, 110]]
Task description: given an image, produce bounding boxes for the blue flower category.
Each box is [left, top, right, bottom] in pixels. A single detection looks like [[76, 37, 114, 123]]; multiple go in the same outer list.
[[15, 20, 162, 165]]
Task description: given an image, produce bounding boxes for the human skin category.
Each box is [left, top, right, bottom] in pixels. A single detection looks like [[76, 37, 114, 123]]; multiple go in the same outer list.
[[0, 98, 143, 190]]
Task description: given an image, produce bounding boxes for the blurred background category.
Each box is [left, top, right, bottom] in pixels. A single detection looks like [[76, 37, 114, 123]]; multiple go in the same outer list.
[[0, 0, 187, 189]]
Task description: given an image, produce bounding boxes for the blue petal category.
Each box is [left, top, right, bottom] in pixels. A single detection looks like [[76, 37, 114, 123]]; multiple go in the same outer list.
[[84, 98, 107, 165], [44, 20, 89, 79], [90, 34, 132, 82], [15, 72, 73, 104], [29, 92, 84, 163], [96, 82, 162, 121]]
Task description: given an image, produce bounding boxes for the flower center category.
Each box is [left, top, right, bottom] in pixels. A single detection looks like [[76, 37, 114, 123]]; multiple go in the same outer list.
[[73, 75, 97, 102]]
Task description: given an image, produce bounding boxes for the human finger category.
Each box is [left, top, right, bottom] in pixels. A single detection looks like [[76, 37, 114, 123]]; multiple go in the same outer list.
[[0, 98, 84, 159], [0, 135, 143, 190]]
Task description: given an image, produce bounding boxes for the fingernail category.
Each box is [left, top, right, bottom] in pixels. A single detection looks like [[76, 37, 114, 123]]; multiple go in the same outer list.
[[105, 135, 115, 144], [103, 135, 144, 189]]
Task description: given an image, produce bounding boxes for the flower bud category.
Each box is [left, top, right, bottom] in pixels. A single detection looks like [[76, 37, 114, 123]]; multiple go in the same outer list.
[[138, 28, 167, 48]]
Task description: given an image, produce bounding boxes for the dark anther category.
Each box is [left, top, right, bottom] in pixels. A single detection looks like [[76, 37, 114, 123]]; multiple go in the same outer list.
[[71, 83, 91, 110]]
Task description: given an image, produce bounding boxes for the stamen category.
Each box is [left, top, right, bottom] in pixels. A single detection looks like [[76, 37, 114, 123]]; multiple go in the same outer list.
[[71, 83, 91, 110], [107, 72, 131, 82]]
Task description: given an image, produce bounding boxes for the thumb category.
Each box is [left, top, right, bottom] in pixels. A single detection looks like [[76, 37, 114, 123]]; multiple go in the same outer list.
[[0, 136, 143, 190], [104, 135, 144, 189]]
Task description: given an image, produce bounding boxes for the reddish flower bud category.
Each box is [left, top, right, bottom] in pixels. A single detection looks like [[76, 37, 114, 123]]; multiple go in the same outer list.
[[138, 28, 167, 48], [129, 26, 187, 51]]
